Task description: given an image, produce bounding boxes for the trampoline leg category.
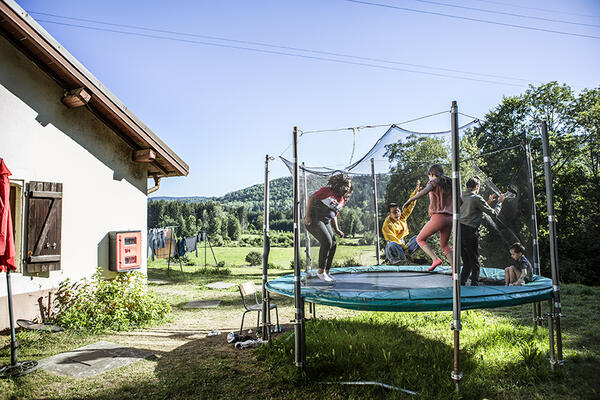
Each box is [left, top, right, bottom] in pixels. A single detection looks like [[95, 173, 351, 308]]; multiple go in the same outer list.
[[256, 311, 261, 335], [451, 329, 462, 393], [532, 303, 537, 331], [547, 299, 556, 370]]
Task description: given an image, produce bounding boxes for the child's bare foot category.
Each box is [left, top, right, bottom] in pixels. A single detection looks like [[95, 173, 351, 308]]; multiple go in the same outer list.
[[428, 258, 443, 272]]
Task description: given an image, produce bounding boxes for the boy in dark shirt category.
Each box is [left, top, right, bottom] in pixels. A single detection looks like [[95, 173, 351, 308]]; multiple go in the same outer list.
[[505, 242, 532, 286]]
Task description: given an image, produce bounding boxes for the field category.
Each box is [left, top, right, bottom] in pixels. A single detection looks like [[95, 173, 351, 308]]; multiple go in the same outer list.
[[1, 245, 599, 399], [183, 242, 378, 269]]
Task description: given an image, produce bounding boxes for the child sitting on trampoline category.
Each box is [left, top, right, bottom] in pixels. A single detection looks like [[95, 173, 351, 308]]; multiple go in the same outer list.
[[304, 173, 353, 282], [402, 164, 453, 272], [382, 180, 421, 264], [505, 242, 532, 286]]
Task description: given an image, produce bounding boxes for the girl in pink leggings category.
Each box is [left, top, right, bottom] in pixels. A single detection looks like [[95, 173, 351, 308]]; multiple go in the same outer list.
[[402, 164, 453, 271]]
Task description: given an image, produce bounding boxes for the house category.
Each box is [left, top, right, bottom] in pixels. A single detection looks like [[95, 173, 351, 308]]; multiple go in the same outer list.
[[0, 0, 188, 329]]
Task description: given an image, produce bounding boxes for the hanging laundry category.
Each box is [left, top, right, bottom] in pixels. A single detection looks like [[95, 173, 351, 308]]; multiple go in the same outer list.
[[159, 229, 166, 248], [176, 238, 186, 258], [147, 230, 155, 261], [185, 236, 198, 257]]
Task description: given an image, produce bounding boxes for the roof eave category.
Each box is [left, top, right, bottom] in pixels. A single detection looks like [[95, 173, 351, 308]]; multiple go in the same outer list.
[[0, 0, 189, 178]]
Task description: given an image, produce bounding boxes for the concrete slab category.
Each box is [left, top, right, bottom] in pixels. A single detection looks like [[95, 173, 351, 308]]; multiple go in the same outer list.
[[183, 300, 221, 309], [204, 281, 236, 289], [37, 341, 154, 378], [147, 278, 170, 285]]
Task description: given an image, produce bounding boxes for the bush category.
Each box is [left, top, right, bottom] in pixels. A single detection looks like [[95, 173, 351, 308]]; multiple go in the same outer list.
[[271, 232, 293, 247], [195, 266, 231, 276], [289, 256, 307, 269], [53, 269, 170, 332], [358, 231, 375, 245], [268, 261, 283, 270], [210, 234, 225, 247], [240, 235, 262, 247], [245, 251, 262, 266], [333, 256, 361, 268]]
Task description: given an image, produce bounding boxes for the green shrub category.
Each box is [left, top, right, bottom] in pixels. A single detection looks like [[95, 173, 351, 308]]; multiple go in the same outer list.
[[358, 231, 375, 245], [240, 235, 262, 247], [333, 256, 361, 268], [271, 231, 294, 247], [245, 251, 262, 266], [268, 261, 290, 270], [53, 269, 170, 332], [195, 266, 231, 276], [210, 234, 225, 247], [289, 256, 307, 269]]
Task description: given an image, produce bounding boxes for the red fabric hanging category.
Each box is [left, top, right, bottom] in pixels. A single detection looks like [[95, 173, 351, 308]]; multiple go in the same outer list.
[[0, 158, 16, 272]]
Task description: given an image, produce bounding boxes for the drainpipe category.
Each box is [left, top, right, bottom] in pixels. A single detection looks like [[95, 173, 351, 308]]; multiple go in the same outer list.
[[147, 174, 162, 195]]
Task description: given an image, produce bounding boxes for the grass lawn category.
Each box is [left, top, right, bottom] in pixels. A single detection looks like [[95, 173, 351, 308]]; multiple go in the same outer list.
[[1, 245, 599, 399], [173, 243, 379, 269]]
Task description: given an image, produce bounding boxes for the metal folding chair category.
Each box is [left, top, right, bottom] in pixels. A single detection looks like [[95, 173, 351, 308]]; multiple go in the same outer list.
[[238, 281, 279, 335]]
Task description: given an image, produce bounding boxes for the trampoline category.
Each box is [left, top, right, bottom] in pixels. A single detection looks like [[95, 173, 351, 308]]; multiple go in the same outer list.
[[266, 265, 553, 312]]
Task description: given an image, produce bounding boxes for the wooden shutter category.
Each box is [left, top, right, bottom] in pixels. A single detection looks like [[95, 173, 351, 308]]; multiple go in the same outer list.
[[26, 181, 62, 273]]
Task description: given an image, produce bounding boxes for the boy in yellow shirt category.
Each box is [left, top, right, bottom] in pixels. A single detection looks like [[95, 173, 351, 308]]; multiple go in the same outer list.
[[382, 181, 421, 264]]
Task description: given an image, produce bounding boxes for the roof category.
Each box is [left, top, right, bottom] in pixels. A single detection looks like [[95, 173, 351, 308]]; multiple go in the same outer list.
[[0, 0, 189, 178]]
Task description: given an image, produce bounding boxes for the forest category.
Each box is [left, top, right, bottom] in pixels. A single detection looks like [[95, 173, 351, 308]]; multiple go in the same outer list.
[[148, 82, 600, 285]]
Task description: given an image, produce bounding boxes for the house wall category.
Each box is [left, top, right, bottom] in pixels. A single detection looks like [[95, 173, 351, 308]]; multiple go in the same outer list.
[[0, 35, 148, 329]]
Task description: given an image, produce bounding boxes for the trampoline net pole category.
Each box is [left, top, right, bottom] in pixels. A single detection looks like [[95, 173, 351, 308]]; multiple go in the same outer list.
[[371, 158, 381, 265], [293, 127, 306, 368], [525, 141, 542, 276], [525, 141, 542, 327], [302, 163, 316, 318], [262, 154, 272, 341], [302, 163, 316, 316], [302, 163, 312, 271], [540, 121, 563, 364], [450, 100, 463, 390]]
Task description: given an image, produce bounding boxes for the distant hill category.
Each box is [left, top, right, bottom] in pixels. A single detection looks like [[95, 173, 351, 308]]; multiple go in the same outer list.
[[148, 174, 388, 213], [149, 195, 212, 202], [148, 177, 293, 212]]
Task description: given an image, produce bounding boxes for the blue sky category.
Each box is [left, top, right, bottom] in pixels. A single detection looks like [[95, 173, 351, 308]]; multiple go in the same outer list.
[[17, 0, 600, 197]]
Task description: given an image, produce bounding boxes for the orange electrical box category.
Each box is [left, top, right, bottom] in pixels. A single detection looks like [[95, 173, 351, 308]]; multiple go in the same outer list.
[[109, 231, 142, 272]]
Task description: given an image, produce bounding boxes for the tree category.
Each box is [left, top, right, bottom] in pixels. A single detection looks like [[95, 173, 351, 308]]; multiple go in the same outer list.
[[338, 207, 364, 237], [227, 213, 242, 241], [469, 82, 600, 284], [235, 205, 248, 233]]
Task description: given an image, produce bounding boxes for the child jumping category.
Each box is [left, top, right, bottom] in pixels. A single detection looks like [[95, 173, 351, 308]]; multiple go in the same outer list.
[[505, 242, 532, 286], [304, 173, 353, 282], [402, 164, 453, 272]]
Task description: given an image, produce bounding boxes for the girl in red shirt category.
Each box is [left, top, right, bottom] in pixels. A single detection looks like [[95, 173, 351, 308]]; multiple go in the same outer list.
[[304, 173, 353, 282], [403, 164, 453, 272]]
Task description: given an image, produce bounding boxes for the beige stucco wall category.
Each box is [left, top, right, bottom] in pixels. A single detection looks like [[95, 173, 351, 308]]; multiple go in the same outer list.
[[0, 35, 149, 328]]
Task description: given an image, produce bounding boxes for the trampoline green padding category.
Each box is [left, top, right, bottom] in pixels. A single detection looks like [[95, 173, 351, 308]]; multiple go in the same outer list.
[[266, 265, 553, 312]]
